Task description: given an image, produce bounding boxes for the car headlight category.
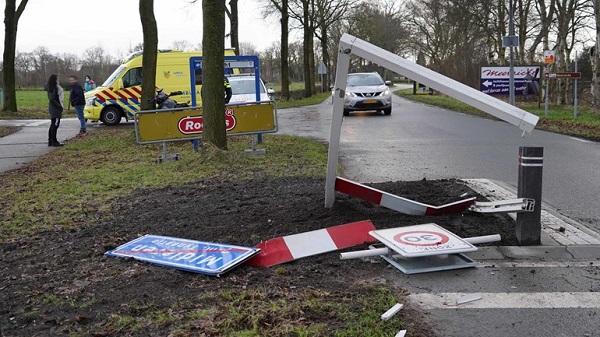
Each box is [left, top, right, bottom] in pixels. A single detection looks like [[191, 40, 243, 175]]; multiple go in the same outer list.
[[380, 89, 391, 96], [86, 97, 97, 106], [345, 92, 357, 97]]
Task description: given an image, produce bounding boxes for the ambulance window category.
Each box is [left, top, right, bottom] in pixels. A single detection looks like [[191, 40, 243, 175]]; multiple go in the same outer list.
[[122, 67, 143, 88], [194, 68, 202, 85]]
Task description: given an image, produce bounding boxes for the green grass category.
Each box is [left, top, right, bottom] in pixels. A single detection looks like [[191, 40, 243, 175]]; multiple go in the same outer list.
[[89, 285, 412, 337], [277, 92, 331, 109], [0, 129, 328, 242], [270, 82, 306, 92], [0, 90, 75, 119], [396, 88, 600, 140]]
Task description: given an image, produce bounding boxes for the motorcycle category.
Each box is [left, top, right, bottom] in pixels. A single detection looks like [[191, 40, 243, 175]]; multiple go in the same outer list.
[[149, 89, 189, 109]]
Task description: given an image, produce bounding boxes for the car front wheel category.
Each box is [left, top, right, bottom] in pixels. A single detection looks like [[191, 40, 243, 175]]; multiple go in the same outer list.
[[383, 107, 392, 115], [343, 109, 350, 116], [101, 106, 122, 126]]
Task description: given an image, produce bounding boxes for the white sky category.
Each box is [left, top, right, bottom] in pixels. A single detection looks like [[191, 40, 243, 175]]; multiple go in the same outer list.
[[0, 0, 282, 56]]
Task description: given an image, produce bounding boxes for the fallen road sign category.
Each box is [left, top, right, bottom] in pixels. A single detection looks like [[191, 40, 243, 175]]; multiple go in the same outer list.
[[106, 235, 260, 277], [544, 72, 582, 79], [248, 220, 376, 267], [369, 223, 477, 258], [335, 177, 476, 215]]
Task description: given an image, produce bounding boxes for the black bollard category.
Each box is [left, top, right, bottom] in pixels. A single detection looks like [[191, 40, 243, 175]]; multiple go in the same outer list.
[[516, 146, 544, 245]]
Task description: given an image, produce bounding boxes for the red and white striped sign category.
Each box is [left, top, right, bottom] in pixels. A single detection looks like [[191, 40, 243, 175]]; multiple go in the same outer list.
[[335, 177, 476, 216], [248, 220, 376, 267]]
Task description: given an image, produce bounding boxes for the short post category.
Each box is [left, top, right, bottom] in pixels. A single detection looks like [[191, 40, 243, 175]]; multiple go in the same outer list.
[[516, 146, 543, 245]]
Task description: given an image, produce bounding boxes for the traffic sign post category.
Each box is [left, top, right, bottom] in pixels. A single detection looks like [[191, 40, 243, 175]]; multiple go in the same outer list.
[[516, 146, 543, 246], [543, 71, 582, 117], [106, 235, 260, 277]]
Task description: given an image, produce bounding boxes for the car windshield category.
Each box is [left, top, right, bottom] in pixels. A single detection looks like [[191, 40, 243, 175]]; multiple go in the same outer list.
[[229, 78, 265, 95], [101, 65, 126, 87], [347, 74, 384, 86]]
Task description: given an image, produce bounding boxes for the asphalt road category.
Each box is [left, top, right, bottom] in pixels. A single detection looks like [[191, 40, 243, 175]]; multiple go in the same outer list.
[[278, 89, 600, 337], [278, 90, 600, 230]]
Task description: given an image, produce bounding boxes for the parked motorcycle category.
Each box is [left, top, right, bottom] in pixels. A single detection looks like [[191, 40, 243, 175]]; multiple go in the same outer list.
[[149, 89, 189, 109]]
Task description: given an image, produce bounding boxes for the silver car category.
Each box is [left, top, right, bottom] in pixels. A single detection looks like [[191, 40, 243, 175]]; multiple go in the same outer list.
[[344, 72, 392, 116]]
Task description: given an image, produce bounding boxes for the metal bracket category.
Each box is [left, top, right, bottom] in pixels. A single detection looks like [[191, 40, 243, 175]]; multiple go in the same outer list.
[[469, 198, 535, 213]]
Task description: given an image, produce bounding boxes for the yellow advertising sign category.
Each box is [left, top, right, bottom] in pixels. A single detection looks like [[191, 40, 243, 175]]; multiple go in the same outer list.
[[543, 50, 555, 64], [135, 102, 277, 144]]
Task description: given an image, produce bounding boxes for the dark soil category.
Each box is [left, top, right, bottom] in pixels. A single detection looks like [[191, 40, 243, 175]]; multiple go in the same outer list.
[[0, 177, 515, 336]]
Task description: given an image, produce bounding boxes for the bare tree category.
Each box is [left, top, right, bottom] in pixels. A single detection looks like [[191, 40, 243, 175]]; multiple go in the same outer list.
[[171, 40, 190, 51], [225, 0, 240, 54], [202, 0, 228, 149], [265, 0, 291, 99], [2, 0, 28, 112], [593, 0, 600, 105], [139, 0, 158, 111]]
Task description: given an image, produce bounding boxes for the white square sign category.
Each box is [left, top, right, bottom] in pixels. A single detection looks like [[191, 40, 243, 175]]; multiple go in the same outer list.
[[369, 223, 477, 258]]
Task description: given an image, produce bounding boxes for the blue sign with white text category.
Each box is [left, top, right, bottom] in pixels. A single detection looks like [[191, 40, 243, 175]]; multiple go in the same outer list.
[[106, 235, 260, 276]]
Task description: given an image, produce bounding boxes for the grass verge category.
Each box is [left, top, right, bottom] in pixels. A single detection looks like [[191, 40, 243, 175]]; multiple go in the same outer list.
[[0, 90, 75, 119], [0, 125, 21, 138], [396, 88, 600, 140], [277, 91, 331, 109], [0, 128, 327, 242]]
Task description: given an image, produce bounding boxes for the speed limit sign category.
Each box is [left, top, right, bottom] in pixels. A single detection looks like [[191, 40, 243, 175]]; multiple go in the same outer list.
[[369, 223, 477, 258]]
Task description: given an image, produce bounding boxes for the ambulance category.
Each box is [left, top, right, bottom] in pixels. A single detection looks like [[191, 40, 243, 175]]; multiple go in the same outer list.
[[84, 49, 237, 126]]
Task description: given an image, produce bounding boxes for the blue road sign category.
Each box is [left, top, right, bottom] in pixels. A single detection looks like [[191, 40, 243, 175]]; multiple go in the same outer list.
[[106, 235, 260, 277], [480, 66, 540, 96]]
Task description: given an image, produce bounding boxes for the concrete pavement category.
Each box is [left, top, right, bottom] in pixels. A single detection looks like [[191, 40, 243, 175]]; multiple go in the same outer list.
[[0, 118, 81, 173], [277, 91, 600, 337]]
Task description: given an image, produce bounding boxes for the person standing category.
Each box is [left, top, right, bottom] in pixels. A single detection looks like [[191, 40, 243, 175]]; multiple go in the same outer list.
[[84, 75, 97, 92], [46, 74, 64, 147], [69, 76, 86, 135]]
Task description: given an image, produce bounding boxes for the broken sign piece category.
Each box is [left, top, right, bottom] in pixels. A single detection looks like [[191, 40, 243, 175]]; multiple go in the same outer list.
[[395, 330, 407, 337], [248, 220, 376, 267], [106, 235, 259, 277], [381, 303, 404, 321], [455, 293, 482, 306]]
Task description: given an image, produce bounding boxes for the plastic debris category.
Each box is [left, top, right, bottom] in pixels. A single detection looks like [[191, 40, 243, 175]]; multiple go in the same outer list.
[[381, 303, 404, 321], [395, 330, 407, 337]]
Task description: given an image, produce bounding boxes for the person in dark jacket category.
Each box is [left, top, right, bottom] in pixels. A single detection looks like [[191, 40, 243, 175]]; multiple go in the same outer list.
[[46, 74, 64, 147], [69, 76, 87, 135]]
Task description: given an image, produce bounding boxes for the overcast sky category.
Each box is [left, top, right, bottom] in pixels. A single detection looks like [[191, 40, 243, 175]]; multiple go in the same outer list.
[[0, 0, 282, 56]]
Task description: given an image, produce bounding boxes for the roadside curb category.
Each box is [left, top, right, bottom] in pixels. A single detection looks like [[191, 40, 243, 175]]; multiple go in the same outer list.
[[468, 245, 600, 260], [463, 178, 600, 245]]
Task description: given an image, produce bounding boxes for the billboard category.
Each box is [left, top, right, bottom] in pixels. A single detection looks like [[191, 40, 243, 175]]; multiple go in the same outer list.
[[480, 66, 541, 96], [135, 102, 277, 144]]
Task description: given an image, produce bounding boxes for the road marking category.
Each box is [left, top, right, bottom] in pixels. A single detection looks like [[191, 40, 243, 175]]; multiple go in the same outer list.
[[26, 120, 48, 127], [408, 292, 600, 309], [478, 261, 599, 268], [569, 137, 592, 143]]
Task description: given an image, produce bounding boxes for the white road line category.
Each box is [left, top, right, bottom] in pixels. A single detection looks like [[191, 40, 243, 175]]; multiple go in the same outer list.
[[408, 292, 600, 309], [26, 120, 48, 127], [478, 261, 600, 268], [569, 137, 592, 143]]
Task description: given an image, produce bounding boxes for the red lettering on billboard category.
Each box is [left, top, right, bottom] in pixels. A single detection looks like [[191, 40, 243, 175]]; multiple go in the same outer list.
[[178, 109, 237, 135]]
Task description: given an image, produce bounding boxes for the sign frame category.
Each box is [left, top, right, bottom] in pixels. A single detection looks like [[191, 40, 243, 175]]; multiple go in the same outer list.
[[134, 101, 278, 144], [189, 55, 262, 107], [106, 234, 260, 277], [369, 223, 477, 258]]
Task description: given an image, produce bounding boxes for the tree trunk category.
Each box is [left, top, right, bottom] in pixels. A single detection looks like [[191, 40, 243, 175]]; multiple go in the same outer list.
[[592, 0, 600, 106], [280, 0, 290, 100], [202, 0, 227, 150], [302, 0, 313, 98], [320, 24, 329, 91], [229, 0, 239, 54], [2, 0, 28, 113], [139, 0, 158, 111]]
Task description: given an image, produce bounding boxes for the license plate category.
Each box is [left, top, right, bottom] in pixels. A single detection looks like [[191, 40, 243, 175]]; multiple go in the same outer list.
[[364, 99, 377, 104]]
